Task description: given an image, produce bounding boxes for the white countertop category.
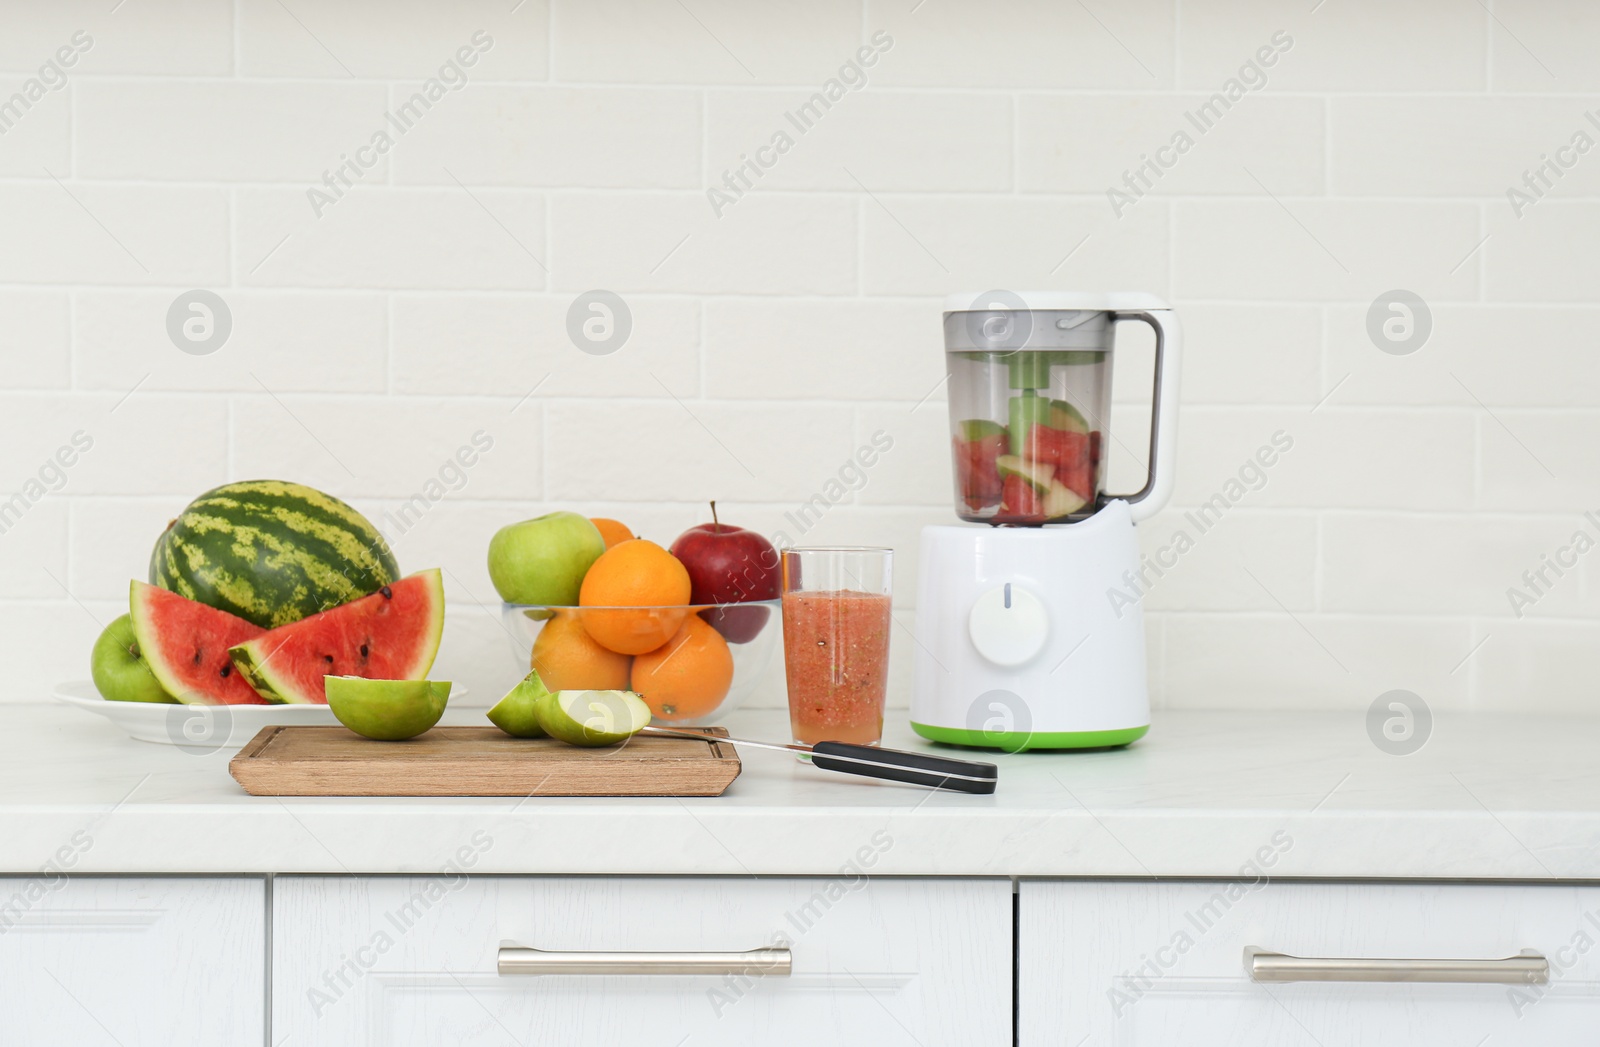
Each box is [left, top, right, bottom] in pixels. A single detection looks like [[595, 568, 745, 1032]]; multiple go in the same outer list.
[[4, 702, 1599, 880]]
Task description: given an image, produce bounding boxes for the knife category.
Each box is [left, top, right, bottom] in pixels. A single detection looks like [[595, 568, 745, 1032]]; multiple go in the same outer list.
[[639, 726, 998, 794]]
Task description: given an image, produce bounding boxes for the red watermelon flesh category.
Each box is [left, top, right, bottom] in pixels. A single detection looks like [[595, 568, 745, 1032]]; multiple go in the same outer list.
[[999, 474, 1047, 523], [955, 433, 1007, 511], [228, 568, 445, 705], [129, 581, 269, 705]]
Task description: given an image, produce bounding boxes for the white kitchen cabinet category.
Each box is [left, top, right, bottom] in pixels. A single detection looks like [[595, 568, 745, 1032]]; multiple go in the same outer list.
[[1020, 881, 1600, 1046], [273, 875, 1012, 1046], [0, 876, 265, 1047]]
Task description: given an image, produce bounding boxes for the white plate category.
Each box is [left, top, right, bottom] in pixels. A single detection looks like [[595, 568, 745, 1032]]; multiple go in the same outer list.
[[52, 680, 467, 751]]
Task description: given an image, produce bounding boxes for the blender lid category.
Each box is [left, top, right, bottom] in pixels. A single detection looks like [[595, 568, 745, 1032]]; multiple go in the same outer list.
[[943, 291, 1170, 314]]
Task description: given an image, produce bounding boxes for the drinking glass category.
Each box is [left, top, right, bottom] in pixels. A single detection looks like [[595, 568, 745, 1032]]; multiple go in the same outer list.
[[780, 547, 893, 747]]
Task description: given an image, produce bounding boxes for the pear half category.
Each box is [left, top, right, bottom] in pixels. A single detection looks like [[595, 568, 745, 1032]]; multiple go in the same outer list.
[[325, 676, 450, 741], [487, 671, 551, 738], [536, 689, 651, 747]]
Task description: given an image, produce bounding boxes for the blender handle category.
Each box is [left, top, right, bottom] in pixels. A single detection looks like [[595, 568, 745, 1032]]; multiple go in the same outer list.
[[1105, 310, 1182, 523]]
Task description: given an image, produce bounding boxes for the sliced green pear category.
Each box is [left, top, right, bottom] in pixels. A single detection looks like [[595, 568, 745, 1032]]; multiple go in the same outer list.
[[996, 454, 1055, 493], [1048, 399, 1090, 434], [1042, 480, 1089, 518], [535, 689, 652, 747], [487, 671, 550, 738], [958, 418, 1007, 441], [325, 676, 450, 741]]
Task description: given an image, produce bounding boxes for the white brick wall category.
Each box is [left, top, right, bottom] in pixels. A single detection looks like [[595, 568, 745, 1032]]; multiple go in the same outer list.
[[3, 0, 1597, 718]]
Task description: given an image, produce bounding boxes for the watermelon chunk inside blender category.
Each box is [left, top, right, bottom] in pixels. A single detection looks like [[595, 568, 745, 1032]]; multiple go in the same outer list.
[[1027, 423, 1093, 502], [1000, 474, 1044, 518], [954, 418, 1008, 511]]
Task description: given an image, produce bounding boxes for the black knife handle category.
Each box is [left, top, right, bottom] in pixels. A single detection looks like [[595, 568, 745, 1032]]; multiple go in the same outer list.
[[809, 742, 998, 795]]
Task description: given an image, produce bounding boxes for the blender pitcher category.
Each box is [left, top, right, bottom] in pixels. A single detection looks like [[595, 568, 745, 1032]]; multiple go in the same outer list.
[[944, 291, 1179, 526]]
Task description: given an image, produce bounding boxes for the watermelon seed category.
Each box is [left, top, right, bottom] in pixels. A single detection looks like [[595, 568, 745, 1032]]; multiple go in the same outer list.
[[219, 664, 232, 678], [359, 643, 369, 658], [193, 650, 203, 666], [324, 654, 334, 664], [380, 586, 393, 600]]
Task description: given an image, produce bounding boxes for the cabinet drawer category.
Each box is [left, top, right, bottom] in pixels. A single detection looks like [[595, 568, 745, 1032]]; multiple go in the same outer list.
[[0, 876, 264, 1047], [274, 875, 1011, 1046], [1021, 881, 1600, 1046]]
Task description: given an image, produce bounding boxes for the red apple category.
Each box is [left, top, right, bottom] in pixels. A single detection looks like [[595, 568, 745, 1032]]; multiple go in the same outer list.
[[669, 502, 779, 644]]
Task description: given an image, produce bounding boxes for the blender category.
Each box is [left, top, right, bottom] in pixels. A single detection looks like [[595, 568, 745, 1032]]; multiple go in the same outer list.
[[910, 292, 1180, 752]]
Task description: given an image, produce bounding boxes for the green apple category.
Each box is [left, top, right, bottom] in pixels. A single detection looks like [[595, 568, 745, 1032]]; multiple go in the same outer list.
[[535, 689, 651, 747], [487, 671, 550, 738], [90, 614, 177, 703], [325, 677, 451, 740], [487, 512, 607, 605]]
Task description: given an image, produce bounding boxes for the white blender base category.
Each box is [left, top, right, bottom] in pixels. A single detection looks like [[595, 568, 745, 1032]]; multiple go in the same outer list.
[[910, 500, 1151, 752]]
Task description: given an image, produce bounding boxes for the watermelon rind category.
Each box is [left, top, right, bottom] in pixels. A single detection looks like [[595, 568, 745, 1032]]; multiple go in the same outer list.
[[129, 580, 270, 706], [228, 568, 446, 705], [149, 479, 400, 630], [231, 659, 288, 705]]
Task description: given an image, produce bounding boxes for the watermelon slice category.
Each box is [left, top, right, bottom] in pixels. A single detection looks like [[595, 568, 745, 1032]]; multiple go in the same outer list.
[[954, 429, 1008, 512], [129, 581, 269, 705], [999, 474, 1047, 522], [228, 568, 445, 705]]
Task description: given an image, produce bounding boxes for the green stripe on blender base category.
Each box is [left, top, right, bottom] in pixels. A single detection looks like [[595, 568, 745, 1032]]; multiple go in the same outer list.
[[911, 721, 1148, 752]]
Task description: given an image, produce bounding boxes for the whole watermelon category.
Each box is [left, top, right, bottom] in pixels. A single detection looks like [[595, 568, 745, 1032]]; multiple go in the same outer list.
[[149, 480, 400, 629]]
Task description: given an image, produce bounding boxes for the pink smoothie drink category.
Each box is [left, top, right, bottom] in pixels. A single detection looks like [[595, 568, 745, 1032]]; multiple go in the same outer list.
[[781, 589, 892, 746]]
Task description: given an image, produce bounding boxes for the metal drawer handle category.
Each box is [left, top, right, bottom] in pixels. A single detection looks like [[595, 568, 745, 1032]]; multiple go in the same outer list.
[[498, 945, 792, 977], [1245, 947, 1548, 985]]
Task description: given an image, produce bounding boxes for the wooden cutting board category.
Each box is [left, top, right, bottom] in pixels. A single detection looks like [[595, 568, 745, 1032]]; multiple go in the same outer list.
[[228, 726, 740, 797]]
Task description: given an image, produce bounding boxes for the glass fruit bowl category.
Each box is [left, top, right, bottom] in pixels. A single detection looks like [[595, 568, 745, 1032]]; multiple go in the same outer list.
[[500, 600, 781, 726]]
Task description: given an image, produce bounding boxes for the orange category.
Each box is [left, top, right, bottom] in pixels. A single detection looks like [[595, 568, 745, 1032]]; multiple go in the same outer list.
[[578, 539, 692, 654], [631, 615, 734, 721], [530, 612, 632, 691], [590, 517, 634, 550]]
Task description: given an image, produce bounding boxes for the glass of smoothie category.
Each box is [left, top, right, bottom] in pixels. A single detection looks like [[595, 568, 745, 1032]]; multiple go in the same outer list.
[[780, 547, 893, 747]]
